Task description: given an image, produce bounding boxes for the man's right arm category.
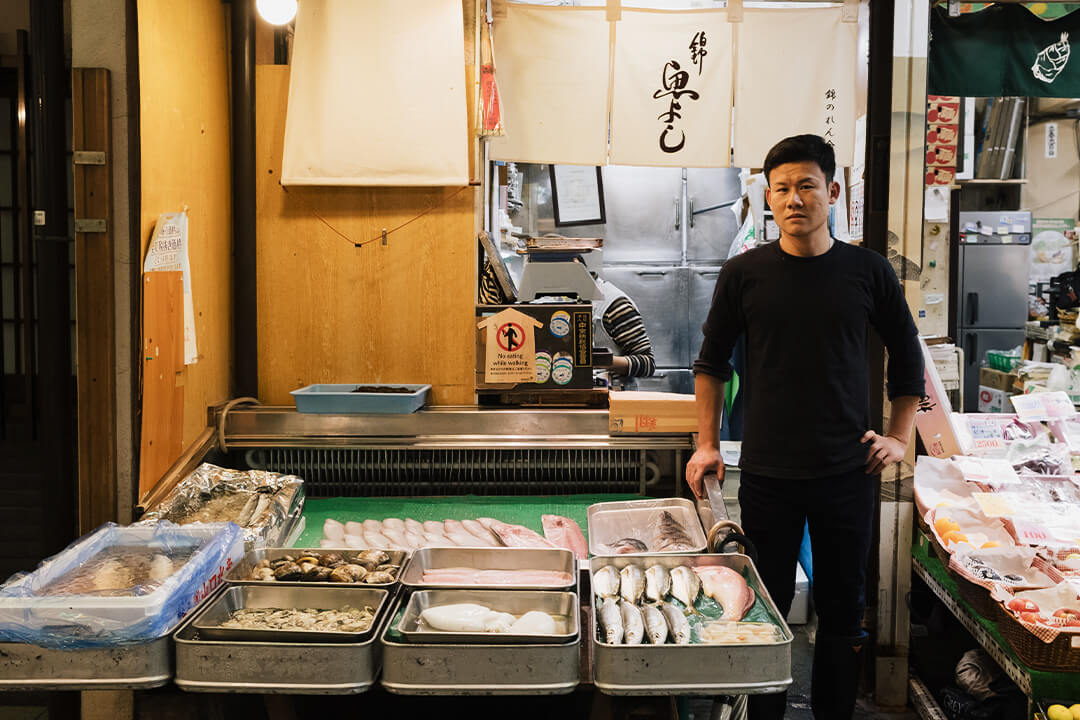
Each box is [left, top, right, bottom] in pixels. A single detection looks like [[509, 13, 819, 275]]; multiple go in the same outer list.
[[686, 373, 726, 499]]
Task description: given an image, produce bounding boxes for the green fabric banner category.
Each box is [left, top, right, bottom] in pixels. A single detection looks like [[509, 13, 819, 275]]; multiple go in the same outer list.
[[929, 5, 1080, 98]]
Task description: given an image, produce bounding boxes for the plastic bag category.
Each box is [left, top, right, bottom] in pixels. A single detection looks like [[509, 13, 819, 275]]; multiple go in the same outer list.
[[955, 649, 1001, 701], [1006, 434, 1073, 476], [0, 521, 243, 649]]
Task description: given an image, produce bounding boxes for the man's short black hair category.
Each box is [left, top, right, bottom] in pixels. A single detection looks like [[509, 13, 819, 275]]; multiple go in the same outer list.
[[763, 134, 836, 185]]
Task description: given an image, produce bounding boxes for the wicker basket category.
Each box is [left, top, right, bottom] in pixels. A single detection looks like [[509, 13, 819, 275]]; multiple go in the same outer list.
[[948, 568, 998, 619], [994, 600, 1080, 672]]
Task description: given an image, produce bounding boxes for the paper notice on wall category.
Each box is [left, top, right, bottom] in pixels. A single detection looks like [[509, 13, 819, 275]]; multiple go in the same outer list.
[[609, 8, 733, 167], [144, 212, 197, 365], [732, 7, 857, 167]]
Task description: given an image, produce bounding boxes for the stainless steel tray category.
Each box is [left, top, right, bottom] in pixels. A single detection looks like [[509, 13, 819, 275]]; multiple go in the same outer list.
[[588, 553, 793, 696], [587, 498, 707, 556], [396, 589, 578, 644], [226, 547, 406, 588], [381, 595, 580, 695], [400, 547, 576, 591], [192, 585, 388, 643], [174, 588, 389, 694], [0, 636, 171, 691]]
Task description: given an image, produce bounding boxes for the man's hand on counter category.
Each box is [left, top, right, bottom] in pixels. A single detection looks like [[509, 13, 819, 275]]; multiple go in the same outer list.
[[685, 446, 723, 500]]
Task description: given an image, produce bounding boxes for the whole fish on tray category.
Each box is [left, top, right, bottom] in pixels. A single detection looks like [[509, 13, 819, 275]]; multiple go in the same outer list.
[[593, 565, 620, 600], [488, 521, 558, 549], [606, 538, 649, 555], [541, 515, 588, 559], [650, 511, 696, 552]]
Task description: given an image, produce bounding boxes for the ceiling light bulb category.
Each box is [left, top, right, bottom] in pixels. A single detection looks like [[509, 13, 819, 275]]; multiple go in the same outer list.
[[256, 0, 297, 26]]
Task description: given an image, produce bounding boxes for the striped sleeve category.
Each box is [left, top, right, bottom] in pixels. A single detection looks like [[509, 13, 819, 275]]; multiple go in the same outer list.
[[479, 262, 508, 304], [602, 297, 656, 377]]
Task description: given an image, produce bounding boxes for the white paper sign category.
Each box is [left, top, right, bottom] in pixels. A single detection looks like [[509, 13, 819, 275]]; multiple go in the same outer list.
[[143, 212, 197, 365], [609, 8, 733, 167], [732, 7, 858, 168], [951, 456, 1020, 486], [1046, 122, 1059, 159], [1010, 391, 1077, 422]]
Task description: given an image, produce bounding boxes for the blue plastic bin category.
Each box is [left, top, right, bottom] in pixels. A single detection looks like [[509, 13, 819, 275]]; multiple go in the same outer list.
[[290, 384, 431, 414]]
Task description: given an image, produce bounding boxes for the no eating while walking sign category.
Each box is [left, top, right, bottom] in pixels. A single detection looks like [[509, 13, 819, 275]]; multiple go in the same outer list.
[[477, 308, 543, 384]]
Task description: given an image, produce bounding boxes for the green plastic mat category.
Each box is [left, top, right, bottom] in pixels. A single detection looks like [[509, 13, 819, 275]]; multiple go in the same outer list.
[[294, 494, 645, 549], [913, 536, 1079, 699]]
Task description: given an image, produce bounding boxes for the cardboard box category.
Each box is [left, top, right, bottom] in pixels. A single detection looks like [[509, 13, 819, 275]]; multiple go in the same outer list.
[[609, 391, 697, 434], [977, 385, 1010, 413], [979, 367, 1018, 393]]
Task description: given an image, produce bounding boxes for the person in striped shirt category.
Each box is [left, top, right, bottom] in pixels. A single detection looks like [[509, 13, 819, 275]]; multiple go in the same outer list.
[[479, 262, 656, 378]]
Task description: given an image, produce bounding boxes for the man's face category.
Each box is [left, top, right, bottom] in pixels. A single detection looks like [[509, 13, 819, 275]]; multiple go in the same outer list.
[[765, 161, 840, 239]]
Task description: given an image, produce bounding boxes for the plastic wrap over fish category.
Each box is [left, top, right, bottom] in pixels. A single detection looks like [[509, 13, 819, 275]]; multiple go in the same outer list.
[[138, 463, 304, 549], [0, 521, 244, 649]]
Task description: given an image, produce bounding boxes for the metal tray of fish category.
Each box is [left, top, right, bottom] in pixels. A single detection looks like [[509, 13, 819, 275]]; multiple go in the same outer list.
[[380, 594, 580, 695], [225, 547, 406, 588], [0, 636, 171, 690], [588, 554, 793, 696], [191, 585, 389, 643], [587, 498, 707, 556], [400, 547, 577, 591], [174, 587, 390, 694], [396, 589, 579, 644]]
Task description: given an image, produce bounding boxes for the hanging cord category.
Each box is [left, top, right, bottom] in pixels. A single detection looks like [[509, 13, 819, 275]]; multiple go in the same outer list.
[[217, 396, 261, 453], [281, 184, 470, 248]]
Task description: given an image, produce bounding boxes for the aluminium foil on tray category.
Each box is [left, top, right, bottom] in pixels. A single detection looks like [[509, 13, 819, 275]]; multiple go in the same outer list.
[[138, 463, 304, 549]]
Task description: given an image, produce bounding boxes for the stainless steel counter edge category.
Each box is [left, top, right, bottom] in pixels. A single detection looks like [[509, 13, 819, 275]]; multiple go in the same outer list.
[[217, 405, 694, 450]]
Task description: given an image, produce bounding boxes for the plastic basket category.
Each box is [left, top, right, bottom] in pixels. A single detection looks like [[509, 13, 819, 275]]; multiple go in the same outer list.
[[986, 351, 1021, 373]]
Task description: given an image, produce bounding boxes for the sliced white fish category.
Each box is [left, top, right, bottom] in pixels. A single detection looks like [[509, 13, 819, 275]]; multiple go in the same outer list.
[[383, 517, 406, 533], [423, 520, 445, 534], [381, 526, 408, 547], [598, 597, 624, 644], [345, 521, 365, 536], [670, 566, 701, 608], [319, 538, 337, 549], [462, 519, 502, 546], [364, 529, 396, 549], [344, 533, 369, 549], [404, 529, 426, 550], [444, 519, 480, 546], [404, 518, 425, 535], [423, 532, 456, 547], [362, 519, 383, 533], [593, 565, 620, 599], [323, 518, 345, 541], [642, 604, 669, 644], [476, 517, 500, 530], [509, 610, 556, 635], [645, 565, 671, 604], [620, 600, 645, 645], [661, 602, 692, 644], [620, 564, 645, 604]]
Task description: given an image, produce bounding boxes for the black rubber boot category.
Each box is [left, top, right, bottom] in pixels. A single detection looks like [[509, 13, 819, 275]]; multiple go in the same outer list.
[[748, 689, 788, 720], [810, 630, 868, 719]]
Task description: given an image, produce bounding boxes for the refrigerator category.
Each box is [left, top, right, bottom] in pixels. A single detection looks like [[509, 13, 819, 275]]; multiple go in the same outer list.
[[953, 211, 1032, 412]]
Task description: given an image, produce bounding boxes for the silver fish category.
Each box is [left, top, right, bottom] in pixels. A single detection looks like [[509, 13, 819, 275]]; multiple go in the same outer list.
[[670, 565, 701, 608], [661, 602, 692, 644], [620, 600, 645, 645], [642, 604, 669, 644], [644, 564, 671, 604], [598, 597, 624, 644], [651, 511, 696, 552], [620, 564, 645, 604], [608, 537, 648, 554], [593, 565, 620, 599]]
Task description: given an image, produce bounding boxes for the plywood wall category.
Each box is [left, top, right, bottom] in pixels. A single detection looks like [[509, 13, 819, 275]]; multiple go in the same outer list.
[[256, 66, 477, 405], [137, 0, 233, 453]]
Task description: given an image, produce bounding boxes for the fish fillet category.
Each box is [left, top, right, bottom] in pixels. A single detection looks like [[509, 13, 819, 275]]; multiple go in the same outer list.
[[404, 518, 425, 535], [362, 519, 382, 533], [694, 566, 755, 622], [345, 521, 366, 537], [489, 521, 557, 549], [421, 568, 573, 586], [541, 515, 588, 559], [462, 519, 502, 546], [423, 521, 445, 534], [404, 529, 426, 550], [444, 519, 481, 546], [344, 534, 369, 549], [383, 518, 405, 532], [323, 519, 345, 541], [476, 517, 500, 530]]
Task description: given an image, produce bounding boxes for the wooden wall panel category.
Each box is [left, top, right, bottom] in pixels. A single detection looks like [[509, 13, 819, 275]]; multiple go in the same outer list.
[[255, 66, 476, 405], [137, 0, 233, 466]]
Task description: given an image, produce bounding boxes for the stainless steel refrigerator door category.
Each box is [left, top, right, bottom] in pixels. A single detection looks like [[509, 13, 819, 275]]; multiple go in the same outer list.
[[532, 165, 684, 264], [602, 266, 690, 368], [959, 328, 1025, 412], [686, 168, 742, 263], [957, 244, 1031, 329], [689, 266, 723, 364]]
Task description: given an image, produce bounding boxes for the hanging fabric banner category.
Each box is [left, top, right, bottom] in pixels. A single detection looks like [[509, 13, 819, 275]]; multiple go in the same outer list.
[[732, 7, 857, 168], [929, 5, 1080, 99], [609, 8, 733, 167], [488, 5, 610, 166], [281, 0, 468, 186]]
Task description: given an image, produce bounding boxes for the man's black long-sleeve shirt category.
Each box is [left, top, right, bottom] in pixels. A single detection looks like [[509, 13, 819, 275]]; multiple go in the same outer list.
[[694, 240, 925, 479]]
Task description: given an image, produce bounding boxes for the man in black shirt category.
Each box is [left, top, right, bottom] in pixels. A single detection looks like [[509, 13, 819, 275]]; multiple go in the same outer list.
[[686, 135, 924, 719]]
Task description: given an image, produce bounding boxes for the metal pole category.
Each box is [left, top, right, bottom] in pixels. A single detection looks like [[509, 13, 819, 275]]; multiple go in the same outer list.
[[231, 0, 258, 397]]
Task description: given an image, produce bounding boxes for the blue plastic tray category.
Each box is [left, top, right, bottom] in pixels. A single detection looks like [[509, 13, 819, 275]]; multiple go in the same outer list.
[[290, 384, 431, 414]]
